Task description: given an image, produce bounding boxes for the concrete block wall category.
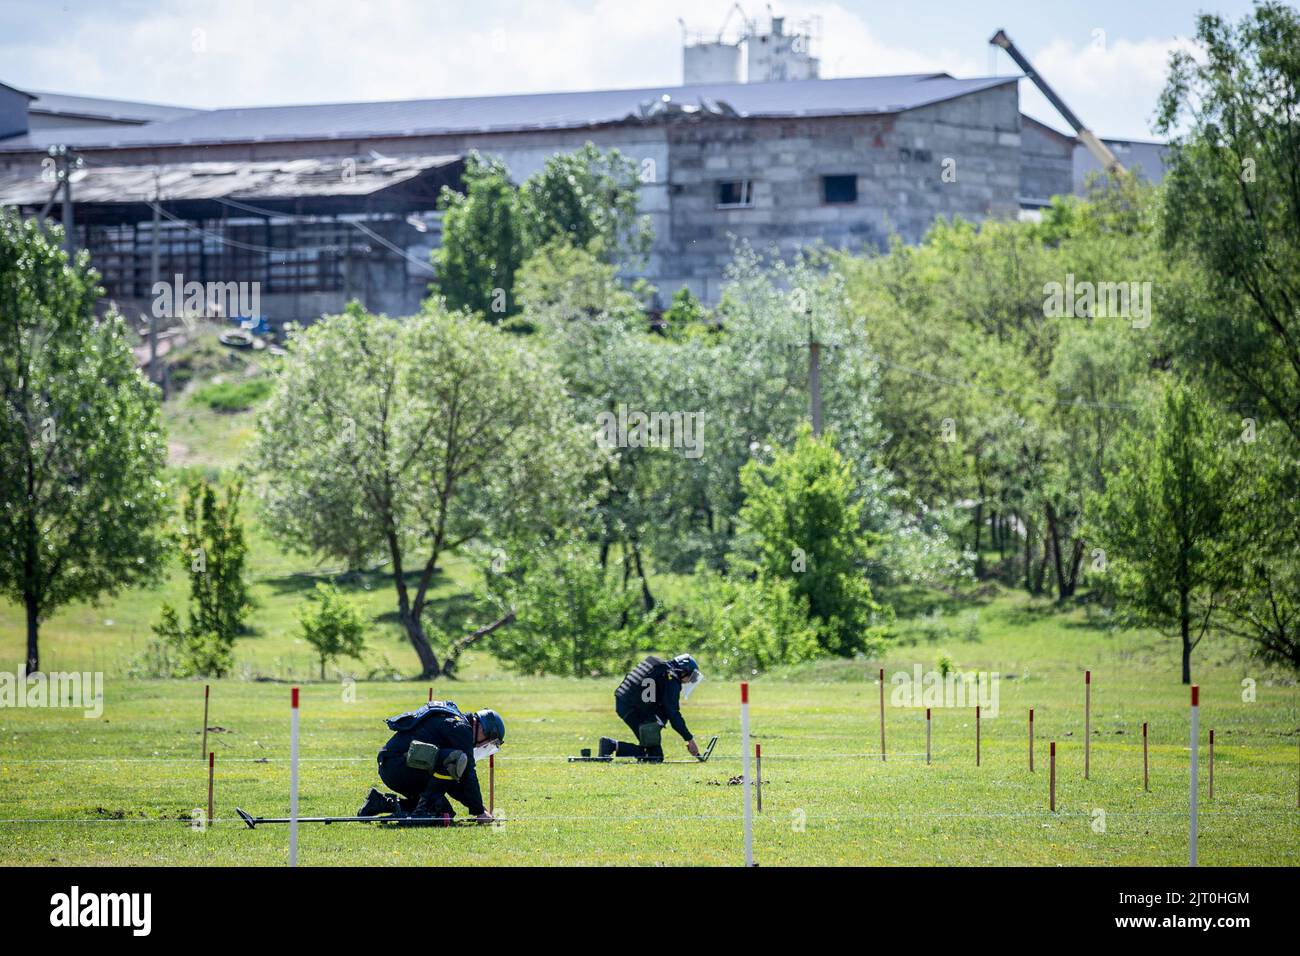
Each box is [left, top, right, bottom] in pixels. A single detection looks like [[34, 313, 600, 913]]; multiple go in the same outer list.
[[655, 84, 1023, 302], [1019, 117, 1075, 208]]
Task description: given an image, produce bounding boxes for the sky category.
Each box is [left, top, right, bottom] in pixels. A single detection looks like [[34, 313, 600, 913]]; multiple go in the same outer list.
[[0, 0, 1262, 140]]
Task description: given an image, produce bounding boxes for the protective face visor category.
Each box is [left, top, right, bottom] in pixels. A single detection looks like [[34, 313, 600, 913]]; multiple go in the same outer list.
[[474, 741, 501, 763], [680, 669, 704, 702]]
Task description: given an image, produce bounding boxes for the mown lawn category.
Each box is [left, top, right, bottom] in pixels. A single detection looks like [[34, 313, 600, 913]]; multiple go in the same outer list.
[[1, 344, 1296, 866], [1, 594, 1296, 866]]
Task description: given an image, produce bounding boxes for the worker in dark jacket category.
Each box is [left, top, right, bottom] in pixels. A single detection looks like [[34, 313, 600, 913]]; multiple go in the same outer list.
[[599, 655, 702, 762], [358, 700, 505, 823]]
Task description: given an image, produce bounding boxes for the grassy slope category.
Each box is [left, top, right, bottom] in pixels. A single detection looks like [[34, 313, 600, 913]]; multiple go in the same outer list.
[[1, 340, 1296, 866]]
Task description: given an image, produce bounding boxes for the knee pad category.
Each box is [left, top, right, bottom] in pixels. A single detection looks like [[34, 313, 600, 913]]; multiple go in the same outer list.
[[434, 748, 468, 781], [637, 721, 662, 749]]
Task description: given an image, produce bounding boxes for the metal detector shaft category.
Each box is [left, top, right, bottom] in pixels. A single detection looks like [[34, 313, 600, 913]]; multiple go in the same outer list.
[[568, 734, 719, 763], [235, 807, 484, 829]]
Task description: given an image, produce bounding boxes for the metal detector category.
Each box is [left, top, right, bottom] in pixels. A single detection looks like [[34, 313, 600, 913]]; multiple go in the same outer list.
[[235, 807, 486, 829], [567, 733, 719, 763]]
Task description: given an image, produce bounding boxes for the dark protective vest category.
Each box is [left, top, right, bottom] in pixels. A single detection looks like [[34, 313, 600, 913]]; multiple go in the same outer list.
[[615, 656, 668, 714], [384, 699, 464, 732]]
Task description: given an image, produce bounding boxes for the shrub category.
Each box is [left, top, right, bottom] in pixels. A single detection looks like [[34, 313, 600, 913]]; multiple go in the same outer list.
[[735, 425, 892, 656], [193, 377, 273, 412], [485, 538, 646, 677], [296, 583, 368, 679], [704, 576, 826, 677]]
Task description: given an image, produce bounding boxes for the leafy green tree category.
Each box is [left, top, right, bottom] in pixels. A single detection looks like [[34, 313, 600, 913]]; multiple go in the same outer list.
[[153, 476, 250, 677], [837, 184, 1170, 599], [695, 573, 824, 676], [432, 153, 525, 321], [1157, 2, 1300, 443], [252, 302, 599, 677], [1087, 382, 1234, 683], [735, 426, 891, 657], [484, 537, 644, 677], [297, 582, 368, 679], [520, 143, 651, 264], [1217, 423, 1300, 671], [659, 286, 710, 341], [0, 211, 170, 672], [432, 145, 650, 322]]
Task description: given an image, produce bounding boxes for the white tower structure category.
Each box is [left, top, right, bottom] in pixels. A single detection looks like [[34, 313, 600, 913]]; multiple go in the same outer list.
[[682, 8, 820, 85]]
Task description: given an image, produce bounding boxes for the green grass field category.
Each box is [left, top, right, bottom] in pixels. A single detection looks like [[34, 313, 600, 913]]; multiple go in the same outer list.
[[2, 592, 1297, 866], [1, 338, 1297, 866]]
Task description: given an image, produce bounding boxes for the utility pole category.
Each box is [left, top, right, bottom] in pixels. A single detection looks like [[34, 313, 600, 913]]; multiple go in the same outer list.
[[804, 306, 823, 436], [48, 145, 81, 256], [149, 172, 162, 390]]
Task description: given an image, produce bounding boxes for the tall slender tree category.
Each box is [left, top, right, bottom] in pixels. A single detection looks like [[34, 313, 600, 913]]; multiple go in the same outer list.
[[0, 212, 170, 672]]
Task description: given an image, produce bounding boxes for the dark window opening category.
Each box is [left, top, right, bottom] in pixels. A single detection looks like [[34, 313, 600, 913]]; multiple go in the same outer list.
[[822, 174, 858, 204], [716, 179, 754, 208]]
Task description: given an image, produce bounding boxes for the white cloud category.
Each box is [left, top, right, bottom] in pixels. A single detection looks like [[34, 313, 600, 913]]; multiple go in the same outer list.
[[1015, 34, 1199, 140], [0, 0, 1189, 139]]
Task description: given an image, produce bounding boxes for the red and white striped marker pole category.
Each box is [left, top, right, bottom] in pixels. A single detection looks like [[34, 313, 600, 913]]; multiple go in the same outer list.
[[1143, 722, 1149, 792], [201, 684, 210, 760], [1209, 729, 1214, 801], [878, 668, 886, 762], [489, 754, 495, 816], [1084, 670, 1091, 780], [925, 708, 932, 765], [755, 744, 763, 812], [1189, 684, 1199, 867], [290, 686, 300, 867], [207, 751, 215, 827], [1029, 708, 1034, 772], [975, 705, 981, 767], [1049, 741, 1056, 812], [741, 682, 753, 867]]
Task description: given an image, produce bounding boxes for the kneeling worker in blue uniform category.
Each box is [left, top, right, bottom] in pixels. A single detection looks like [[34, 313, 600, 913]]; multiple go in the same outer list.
[[359, 699, 504, 824], [599, 654, 703, 762]]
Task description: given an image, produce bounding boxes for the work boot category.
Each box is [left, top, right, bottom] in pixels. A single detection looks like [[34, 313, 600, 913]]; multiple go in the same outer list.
[[410, 796, 453, 827], [358, 787, 399, 818], [598, 736, 617, 759]]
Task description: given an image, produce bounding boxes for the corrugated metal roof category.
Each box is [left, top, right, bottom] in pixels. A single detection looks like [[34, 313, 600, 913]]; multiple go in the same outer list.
[[0, 73, 1013, 153], [0, 154, 461, 206], [27, 90, 203, 124]]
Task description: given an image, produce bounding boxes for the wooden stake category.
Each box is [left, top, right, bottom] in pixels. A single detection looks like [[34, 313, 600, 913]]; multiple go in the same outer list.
[[975, 705, 981, 766], [428, 687, 433, 702], [1209, 729, 1214, 801], [1143, 721, 1149, 792], [1029, 708, 1034, 772], [925, 708, 932, 765], [1050, 741, 1056, 811], [1084, 670, 1091, 780], [1190, 685, 1199, 867], [879, 667, 886, 762], [201, 684, 209, 760], [756, 743, 763, 812], [207, 751, 214, 827]]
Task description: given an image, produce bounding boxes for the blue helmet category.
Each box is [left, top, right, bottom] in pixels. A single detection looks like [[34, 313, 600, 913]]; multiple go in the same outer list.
[[669, 654, 699, 678], [475, 708, 506, 745]]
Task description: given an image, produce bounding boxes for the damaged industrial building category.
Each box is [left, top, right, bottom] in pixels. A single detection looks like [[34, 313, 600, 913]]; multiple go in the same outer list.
[[0, 16, 1164, 325]]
